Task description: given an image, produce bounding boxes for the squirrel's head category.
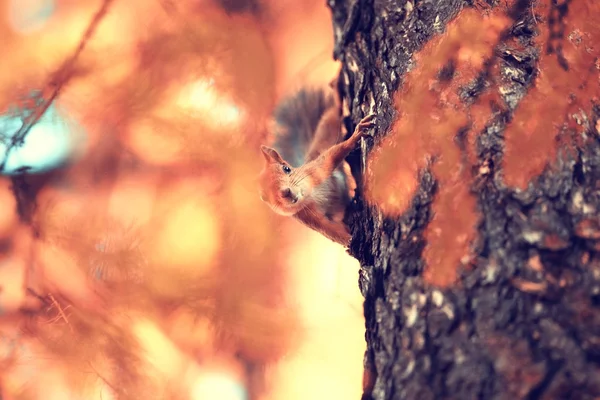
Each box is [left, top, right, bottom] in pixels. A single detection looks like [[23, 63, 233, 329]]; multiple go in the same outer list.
[[258, 145, 309, 216]]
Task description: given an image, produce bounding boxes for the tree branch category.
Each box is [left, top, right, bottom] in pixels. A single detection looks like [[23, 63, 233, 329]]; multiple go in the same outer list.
[[0, 0, 115, 173]]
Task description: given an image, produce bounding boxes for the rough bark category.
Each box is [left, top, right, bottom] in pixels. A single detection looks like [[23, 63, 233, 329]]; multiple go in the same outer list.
[[329, 0, 600, 399]]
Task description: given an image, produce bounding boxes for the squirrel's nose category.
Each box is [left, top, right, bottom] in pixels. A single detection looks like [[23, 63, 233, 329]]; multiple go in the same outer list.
[[280, 188, 297, 203], [280, 188, 292, 199]]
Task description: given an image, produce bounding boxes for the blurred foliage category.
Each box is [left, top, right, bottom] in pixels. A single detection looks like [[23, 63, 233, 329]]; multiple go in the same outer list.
[[366, 0, 600, 287], [502, 0, 600, 188], [0, 0, 300, 399], [366, 9, 511, 287]]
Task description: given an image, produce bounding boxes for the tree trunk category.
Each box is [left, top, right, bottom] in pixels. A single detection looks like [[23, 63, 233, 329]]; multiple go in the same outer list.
[[329, 0, 600, 398]]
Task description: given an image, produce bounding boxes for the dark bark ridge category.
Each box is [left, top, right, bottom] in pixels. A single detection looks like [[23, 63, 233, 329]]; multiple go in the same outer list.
[[330, 0, 600, 399]]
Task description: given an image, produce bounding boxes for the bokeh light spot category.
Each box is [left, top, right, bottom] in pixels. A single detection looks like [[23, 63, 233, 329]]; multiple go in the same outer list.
[[0, 104, 81, 175], [152, 196, 220, 273], [0, 178, 17, 237], [191, 372, 248, 400], [176, 79, 245, 130], [127, 118, 183, 166], [7, 0, 56, 34], [0, 255, 26, 315]]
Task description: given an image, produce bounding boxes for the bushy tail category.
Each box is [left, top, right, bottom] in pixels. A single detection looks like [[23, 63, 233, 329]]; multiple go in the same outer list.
[[272, 87, 334, 168]]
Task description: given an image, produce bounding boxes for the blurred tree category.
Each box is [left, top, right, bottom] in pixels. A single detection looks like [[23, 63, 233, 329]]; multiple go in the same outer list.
[[329, 0, 600, 398], [0, 1, 302, 399]]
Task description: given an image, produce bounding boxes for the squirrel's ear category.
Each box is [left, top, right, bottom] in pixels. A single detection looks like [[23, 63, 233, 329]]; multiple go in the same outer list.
[[328, 76, 337, 89], [260, 146, 284, 164]]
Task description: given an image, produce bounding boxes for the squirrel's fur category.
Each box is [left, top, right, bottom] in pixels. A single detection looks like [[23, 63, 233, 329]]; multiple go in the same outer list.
[[271, 88, 335, 168], [258, 86, 375, 246]]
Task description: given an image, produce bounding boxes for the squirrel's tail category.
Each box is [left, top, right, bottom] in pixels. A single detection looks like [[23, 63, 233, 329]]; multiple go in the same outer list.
[[272, 87, 334, 168]]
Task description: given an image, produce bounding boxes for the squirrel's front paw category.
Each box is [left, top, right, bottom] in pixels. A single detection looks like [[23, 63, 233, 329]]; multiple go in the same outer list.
[[356, 113, 377, 137]]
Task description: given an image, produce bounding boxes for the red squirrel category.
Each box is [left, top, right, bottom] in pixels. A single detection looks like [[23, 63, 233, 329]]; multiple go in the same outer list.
[[258, 83, 376, 246]]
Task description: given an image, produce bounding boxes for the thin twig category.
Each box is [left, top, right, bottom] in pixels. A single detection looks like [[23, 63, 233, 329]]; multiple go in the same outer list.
[[48, 293, 74, 333], [46, 305, 72, 324], [0, 0, 116, 173]]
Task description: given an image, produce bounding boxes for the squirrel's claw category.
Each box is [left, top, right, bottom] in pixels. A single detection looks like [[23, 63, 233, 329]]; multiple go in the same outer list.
[[356, 113, 377, 137], [360, 113, 377, 125]]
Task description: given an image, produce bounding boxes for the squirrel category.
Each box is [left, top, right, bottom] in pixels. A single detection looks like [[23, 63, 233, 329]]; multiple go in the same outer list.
[[258, 81, 376, 246]]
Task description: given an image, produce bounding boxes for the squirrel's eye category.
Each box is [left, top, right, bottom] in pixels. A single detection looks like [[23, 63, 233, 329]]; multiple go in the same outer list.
[[282, 165, 292, 174]]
